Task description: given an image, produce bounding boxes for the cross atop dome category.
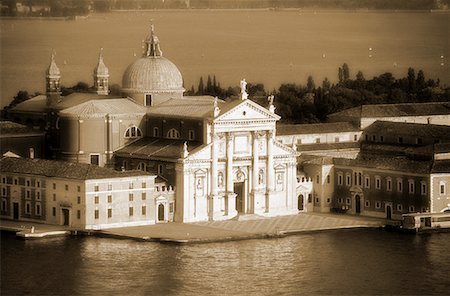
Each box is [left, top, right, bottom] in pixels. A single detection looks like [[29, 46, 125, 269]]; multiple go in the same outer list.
[[144, 24, 163, 58]]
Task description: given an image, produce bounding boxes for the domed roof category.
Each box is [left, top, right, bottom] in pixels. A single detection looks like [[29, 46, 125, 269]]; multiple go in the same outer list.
[[122, 26, 184, 93]]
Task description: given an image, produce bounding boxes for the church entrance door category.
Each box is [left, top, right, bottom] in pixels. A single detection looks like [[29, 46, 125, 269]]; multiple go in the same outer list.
[[158, 204, 165, 222], [234, 182, 245, 213]]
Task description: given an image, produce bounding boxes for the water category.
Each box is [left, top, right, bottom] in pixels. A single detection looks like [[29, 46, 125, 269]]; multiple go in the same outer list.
[[1, 229, 450, 295], [1, 11, 449, 108]]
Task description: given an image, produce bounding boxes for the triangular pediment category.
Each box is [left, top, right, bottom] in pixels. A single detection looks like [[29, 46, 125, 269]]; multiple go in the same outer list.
[[215, 99, 280, 122], [273, 140, 298, 157], [185, 143, 212, 161]]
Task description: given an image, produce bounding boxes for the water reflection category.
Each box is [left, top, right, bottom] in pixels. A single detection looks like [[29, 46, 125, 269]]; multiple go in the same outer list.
[[2, 230, 450, 295]]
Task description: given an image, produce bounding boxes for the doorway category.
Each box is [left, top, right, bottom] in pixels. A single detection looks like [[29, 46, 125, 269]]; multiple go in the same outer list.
[[158, 203, 165, 222], [298, 195, 304, 211], [386, 205, 392, 220], [355, 195, 361, 214], [234, 182, 245, 213], [13, 202, 19, 220], [62, 208, 70, 226]]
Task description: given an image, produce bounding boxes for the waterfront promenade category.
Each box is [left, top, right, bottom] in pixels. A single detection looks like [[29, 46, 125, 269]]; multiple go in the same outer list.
[[1, 213, 386, 243]]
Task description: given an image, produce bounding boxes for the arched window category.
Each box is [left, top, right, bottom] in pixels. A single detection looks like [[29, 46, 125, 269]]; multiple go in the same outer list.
[[153, 127, 159, 137], [137, 162, 147, 172], [166, 128, 180, 139], [125, 126, 142, 139]]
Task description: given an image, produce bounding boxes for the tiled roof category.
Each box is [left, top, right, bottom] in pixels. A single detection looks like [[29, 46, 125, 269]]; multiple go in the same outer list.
[[60, 98, 146, 117], [115, 137, 202, 161], [431, 160, 450, 173], [277, 122, 359, 135], [0, 157, 150, 180], [329, 102, 450, 119], [146, 96, 218, 119], [11, 93, 124, 113], [0, 121, 44, 136], [333, 155, 433, 174], [364, 121, 450, 140], [297, 142, 360, 152]]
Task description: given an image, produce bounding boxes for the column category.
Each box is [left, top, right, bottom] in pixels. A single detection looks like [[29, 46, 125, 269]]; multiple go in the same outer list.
[[209, 133, 218, 220], [265, 130, 274, 212], [226, 132, 237, 217], [250, 131, 259, 214]]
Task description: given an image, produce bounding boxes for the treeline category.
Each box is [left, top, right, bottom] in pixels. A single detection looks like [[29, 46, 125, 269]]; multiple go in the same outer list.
[[190, 65, 450, 123], [1, 0, 91, 17]]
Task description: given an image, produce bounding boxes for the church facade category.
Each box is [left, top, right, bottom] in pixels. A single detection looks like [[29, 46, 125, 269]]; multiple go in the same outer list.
[[8, 25, 299, 222]]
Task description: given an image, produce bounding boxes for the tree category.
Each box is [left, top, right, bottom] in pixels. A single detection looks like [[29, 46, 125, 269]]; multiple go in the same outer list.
[[206, 75, 212, 94], [416, 70, 426, 90], [338, 67, 344, 84], [306, 76, 315, 92], [407, 67, 416, 93], [355, 71, 366, 88], [197, 76, 204, 95], [342, 63, 350, 81], [322, 77, 331, 92]]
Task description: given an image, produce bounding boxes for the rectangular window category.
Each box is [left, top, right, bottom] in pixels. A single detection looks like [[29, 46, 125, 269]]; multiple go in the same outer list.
[[387, 179, 392, 191], [1, 177, 6, 184], [77, 210, 81, 219], [108, 208, 112, 218], [365, 176, 370, 188], [14, 178, 18, 185], [26, 180, 30, 187], [94, 196, 99, 204], [145, 94, 152, 106], [375, 177, 381, 190], [129, 193, 134, 202], [170, 202, 174, 213], [26, 190, 31, 199], [397, 204, 403, 211], [365, 201, 370, 207], [421, 182, 427, 195], [37, 181, 40, 188], [53, 183, 56, 190], [53, 193, 56, 201], [142, 192, 146, 200], [90, 154, 99, 166], [128, 206, 134, 216], [142, 205, 146, 215], [1, 198, 7, 211], [25, 202, 31, 214], [77, 196, 81, 204], [2, 187, 7, 196], [375, 201, 381, 209], [108, 184, 112, 191], [398, 179, 403, 192], [94, 185, 99, 192], [380, 136, 384, 142], [327, 175, 330, 184], [308, 194, 312, 203], [52, 207, 56, 216], [441, 184, 446, 195], [36, 191, 41, 201], [142, 182, 146, 188], [189, 130, 195, 140], [107, 195, 112, 203], [409, 206, 415, 212], [315, 138, 320, 144], [77, 185, 81, 192], [334, 137, 339, 143], [409, 181, 415, 194], [129, 183, 134, 189], [94, 209, 99, 219], [338, 174, 343, 186], [65, 184, 69, 191], [346, 175, 351, 186], [35, 203, 41, 216], [365, 135, 369, 141], [372, 135, 376, 142]]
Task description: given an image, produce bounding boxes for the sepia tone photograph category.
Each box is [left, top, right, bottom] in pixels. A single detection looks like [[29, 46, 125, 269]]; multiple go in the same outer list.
[[1, 0, 449, 295]]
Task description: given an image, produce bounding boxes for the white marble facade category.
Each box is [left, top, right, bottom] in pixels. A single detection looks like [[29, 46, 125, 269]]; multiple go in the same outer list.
[[175, 99, 298, 222]]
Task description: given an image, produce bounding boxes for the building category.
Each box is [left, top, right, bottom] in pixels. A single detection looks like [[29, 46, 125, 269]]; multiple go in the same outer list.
[[6, 25, 298, 222], [0, 121, 45, 158], [0, 156, 174, 229]]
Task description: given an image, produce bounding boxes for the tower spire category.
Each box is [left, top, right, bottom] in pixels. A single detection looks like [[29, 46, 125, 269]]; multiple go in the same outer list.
[[144, 24, 163, 57], [46, 50, 61, 106], [94, 47, 110, 95]]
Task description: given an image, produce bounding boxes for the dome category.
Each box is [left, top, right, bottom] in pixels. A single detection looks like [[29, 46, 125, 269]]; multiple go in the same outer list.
[[46, 52, 60, 77], [122, 25, 184, 94], [94, 48, 109, 77], [122, 56, 183, 93]]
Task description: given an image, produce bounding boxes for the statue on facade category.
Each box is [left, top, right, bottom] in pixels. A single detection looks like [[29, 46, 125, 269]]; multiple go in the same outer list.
[[181, 141, 189, 158], [240, 79, 248, 100], [268, 95, 275, 113], [213, 96, 220, 117]]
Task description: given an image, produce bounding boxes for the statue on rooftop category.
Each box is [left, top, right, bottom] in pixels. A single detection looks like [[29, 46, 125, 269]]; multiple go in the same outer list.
[[240, 78, 248, 100]]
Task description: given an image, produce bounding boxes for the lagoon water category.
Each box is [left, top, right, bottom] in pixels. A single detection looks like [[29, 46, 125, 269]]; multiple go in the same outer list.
[[1, 230, 450, 295], [0, 10, 449, 107]]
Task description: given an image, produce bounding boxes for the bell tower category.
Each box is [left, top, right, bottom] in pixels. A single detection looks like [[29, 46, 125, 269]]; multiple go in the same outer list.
[[46, 51, 61, 106], [94, 48, 109, 95]]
